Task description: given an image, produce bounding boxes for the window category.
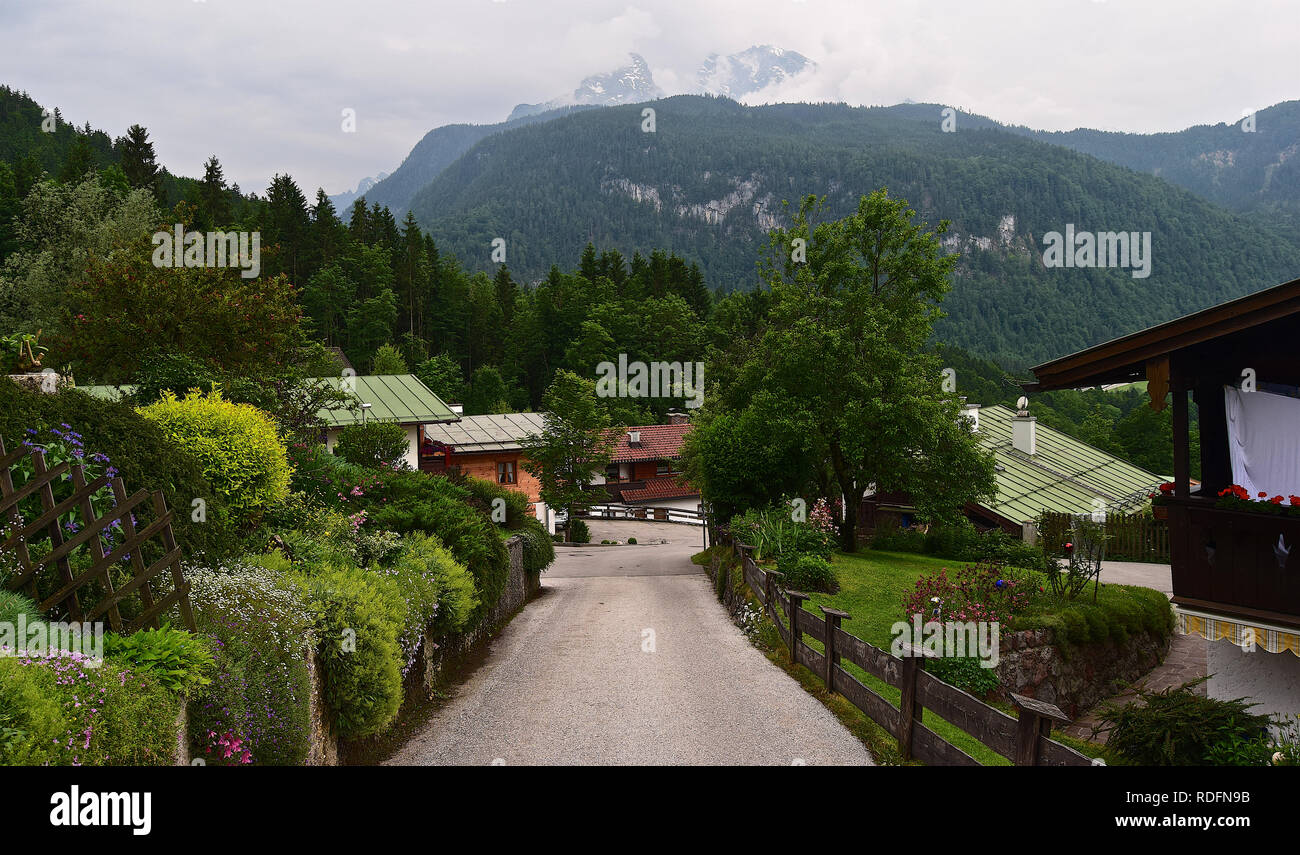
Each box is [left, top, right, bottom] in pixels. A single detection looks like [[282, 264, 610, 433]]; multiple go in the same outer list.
[[656, 461, 670, 475], [497, 461, 516, 485]]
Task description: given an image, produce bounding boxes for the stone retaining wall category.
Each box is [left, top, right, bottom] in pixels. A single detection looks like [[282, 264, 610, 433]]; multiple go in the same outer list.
[[994, 627, 1170, 718]]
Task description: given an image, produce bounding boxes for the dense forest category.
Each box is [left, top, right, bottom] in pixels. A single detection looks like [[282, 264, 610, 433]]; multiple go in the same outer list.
[[403, 95, 1300, 368], [0, 85, 1205, 468]]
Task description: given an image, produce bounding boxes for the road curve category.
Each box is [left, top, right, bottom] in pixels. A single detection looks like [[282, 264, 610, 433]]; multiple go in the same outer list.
[[386, 521, 874, 766]]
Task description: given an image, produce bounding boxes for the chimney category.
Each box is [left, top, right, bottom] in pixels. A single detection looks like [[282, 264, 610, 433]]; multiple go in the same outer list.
[[962, 402, 980, 433], [628, 430, 642, 447], [666, 408, 689, 425], [1012, 397, 1036, 456]]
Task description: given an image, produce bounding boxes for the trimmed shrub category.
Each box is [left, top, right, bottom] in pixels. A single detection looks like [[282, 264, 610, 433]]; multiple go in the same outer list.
[[568, 518, 590, 544], [187, 560, 313, 765], [299, 564, 405, 739], [138, 389, 291, 528], [288, 444, 510, 620], [517, 520, 556, 574], [334, 421, 409, 469], [458, 474, 531, 527], [104, 626, 214, 697], [1014, 581, 1174, 648], [381, 531, 478, 643], [776, 552, 838, 593]]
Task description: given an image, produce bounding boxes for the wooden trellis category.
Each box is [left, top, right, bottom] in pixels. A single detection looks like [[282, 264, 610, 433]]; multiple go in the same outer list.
[[0, 435, 195, 633]]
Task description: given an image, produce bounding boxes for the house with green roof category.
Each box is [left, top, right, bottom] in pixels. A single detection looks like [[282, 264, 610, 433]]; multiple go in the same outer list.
[[78, 374, 460, 471], [860, 401, 1165, 538], [310, 374, 460, 470]]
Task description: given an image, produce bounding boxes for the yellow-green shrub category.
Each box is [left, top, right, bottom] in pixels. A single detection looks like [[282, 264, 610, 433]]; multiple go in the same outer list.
[[138, 389, 291, 527]]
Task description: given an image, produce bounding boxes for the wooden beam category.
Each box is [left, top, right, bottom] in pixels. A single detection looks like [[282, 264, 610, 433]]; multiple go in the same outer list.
[[1146, 356, 1169, 411], [1172, 366, 1190, 499]]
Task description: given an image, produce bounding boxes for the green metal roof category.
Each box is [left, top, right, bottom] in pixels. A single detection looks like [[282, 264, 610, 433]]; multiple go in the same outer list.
[[76, 384, 132, 402], [76, 375, 458, 428], [309, 374, 458, 427], [975, 404, 1164, 524]]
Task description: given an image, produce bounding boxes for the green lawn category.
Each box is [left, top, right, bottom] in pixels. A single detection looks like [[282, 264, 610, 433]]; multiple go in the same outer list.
[[799, 549, 956, 647], [700, 545, 1118, 764], [781, 550, 1012, 765]]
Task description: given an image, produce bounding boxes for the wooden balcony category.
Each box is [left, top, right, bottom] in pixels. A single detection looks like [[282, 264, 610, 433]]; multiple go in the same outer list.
[[1168, 497, 1300, 628]]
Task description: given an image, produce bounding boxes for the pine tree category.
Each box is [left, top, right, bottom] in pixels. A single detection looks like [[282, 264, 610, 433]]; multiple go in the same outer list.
[[198, 155, 230, 228], [348, 198, 369, 243], [56, 136, 95, 183], [119, 124, 160, 196], [493, 264, 518, 326]]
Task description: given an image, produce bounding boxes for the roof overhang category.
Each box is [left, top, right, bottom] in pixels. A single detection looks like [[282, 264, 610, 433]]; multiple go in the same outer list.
[[1027, 277, 1300, 392]]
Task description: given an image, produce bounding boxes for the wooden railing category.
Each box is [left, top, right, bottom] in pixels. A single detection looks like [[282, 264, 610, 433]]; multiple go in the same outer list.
[[732, 541, 1095, 766], [1039, 511, 1169, 562], [1167, 498, 1300, 624], [577, 503, 705, 526]]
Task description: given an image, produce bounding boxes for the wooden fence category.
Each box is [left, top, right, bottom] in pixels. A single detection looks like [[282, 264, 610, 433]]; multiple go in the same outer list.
[[0, 436, 195, 633], [1038, 511, 1169, 562], [732, 541, 1095, 766]]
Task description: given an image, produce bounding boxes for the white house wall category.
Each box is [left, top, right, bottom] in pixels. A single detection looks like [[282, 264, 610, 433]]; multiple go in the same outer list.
[[1207, 639, 1300, 720]]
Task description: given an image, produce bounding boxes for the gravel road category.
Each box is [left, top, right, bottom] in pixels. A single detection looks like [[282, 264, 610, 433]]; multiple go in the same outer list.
[[385, 521, 874, 766]]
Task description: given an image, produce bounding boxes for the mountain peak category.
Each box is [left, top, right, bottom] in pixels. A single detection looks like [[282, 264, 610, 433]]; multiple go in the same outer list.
[[509, 53, 662, 121], [696, 45, 816, 99]]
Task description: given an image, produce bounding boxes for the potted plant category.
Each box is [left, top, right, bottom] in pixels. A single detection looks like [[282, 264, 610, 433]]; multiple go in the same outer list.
[[1150, 482, 1174, 519], [1214, 484, 1300, 518]]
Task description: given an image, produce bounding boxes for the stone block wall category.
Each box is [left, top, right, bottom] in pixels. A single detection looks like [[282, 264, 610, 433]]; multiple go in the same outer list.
[[994, 627, 1170, 718]]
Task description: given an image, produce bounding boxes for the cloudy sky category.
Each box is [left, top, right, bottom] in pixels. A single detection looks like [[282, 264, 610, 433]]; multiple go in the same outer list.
[[1, 0, 1295, 196]]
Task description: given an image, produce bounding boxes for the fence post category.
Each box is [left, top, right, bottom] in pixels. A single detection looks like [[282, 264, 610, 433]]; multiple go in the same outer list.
[[1010, 692, 1071, 766], [897, 641, 927, 761], [786, 590, 808, 665], [820, 607, 850, 693]]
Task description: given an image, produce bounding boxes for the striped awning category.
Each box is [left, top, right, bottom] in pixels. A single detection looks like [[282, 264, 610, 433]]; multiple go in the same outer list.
[[1176, 607, 1300, 657]]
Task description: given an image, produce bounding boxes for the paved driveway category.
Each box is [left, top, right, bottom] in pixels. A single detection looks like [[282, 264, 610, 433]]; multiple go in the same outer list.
[[386, 521, 874, 766]]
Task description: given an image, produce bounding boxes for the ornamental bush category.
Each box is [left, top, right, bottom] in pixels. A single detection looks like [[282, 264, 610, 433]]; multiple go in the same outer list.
[[138, 389, 291, 528], [0, 379, 237, 559], [776, 552, 838, 593], [1096, 680, 1272, 766], [299, 563, 405, 739], [379, 532, 478, 653], [517, 519, 556, 574], [186, 560, 314, 765], [104, 626, 214, 697], [334, 421, 409, 469], [729, 505, 834, 562], [0, 653, 179, 766]]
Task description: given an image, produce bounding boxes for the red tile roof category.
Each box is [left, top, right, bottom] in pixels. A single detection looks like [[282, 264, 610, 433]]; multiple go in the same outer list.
[[619, 475, 699, 503], [607, 423, 692, 462]]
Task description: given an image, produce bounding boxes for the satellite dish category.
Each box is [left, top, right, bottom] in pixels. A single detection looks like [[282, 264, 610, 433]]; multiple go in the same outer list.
[[1016, 396, 1029, 410]]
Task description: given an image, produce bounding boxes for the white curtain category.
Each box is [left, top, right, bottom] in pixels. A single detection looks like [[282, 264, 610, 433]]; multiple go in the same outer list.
[[1224, 386, 1300, 501]]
